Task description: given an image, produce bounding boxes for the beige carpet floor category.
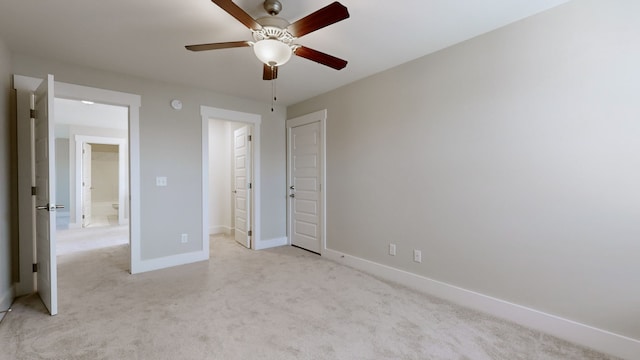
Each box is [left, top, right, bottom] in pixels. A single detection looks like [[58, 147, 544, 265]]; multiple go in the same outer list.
[[56, 224, 129, 256], [0, 234, 617, 360]]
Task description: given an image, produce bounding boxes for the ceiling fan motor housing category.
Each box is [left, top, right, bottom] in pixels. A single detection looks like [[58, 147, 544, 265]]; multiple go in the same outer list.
[[264, 0, 282, 16]]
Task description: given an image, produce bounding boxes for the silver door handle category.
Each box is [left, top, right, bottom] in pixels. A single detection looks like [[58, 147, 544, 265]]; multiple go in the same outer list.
[[36, 204, 64, 211], [289, 194, 295, 198]]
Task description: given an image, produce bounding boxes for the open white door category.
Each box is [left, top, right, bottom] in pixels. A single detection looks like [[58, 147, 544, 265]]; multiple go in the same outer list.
[[33, 74, 58, 315], [233, 126, 252, 248], [82, 142, 92, 227]]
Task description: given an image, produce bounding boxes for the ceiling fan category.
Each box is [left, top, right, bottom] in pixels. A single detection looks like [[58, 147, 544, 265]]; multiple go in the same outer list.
[[186, 0, 350, 80]]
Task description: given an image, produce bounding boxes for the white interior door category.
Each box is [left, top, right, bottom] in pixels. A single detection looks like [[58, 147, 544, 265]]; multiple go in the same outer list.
[[289, 121, 322, 253], [33, 74, 58, 315], [233, 126, 252, 248], [82, 142, 92, 227]]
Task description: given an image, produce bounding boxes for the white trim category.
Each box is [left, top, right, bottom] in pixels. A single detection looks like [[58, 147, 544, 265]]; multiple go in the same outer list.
[[73, 135, 127, 227], [13, 75, 41, 91], [286, 109, 327, 254], [323, 249, 640, 360], [201, 106, 262, 251], [209, 225, 233, 235], [129, 250, 210, 274], [255, 236, 288, 250], [55, 82, 141, 108]]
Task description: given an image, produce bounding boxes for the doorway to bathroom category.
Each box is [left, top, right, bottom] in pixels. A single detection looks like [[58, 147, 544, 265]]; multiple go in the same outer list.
[[54, 99, 130, 255], [78, 139, 127, 228]]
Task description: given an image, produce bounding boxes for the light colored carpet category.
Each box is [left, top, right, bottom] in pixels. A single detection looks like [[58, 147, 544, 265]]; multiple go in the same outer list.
[[0, 234, 617, 360], [56, 224, 128, 256]]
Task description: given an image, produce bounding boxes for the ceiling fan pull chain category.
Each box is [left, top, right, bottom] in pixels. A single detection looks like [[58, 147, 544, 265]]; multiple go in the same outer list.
[[271, 72, 277, 112]]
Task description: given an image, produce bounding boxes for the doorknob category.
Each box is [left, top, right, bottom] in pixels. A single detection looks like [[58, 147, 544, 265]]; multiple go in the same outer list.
[[289, 194, 295, 198], [36, 204, 64, 211], [289, 186, 295, 190]]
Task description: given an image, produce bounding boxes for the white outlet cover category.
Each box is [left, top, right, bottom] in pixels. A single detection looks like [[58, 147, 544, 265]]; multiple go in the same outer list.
[[156, 176, 167, 187]]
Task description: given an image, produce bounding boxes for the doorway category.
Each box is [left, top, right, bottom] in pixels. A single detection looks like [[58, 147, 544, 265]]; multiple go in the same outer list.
[[54, 98, 130, 255], [208, 119, 253, 248], [201, 106, 262, 250], [13, 75, 142, 314]]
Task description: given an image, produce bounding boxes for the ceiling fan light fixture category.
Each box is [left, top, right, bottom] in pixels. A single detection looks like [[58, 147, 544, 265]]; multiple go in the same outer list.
[[253, 39, 292, 66]]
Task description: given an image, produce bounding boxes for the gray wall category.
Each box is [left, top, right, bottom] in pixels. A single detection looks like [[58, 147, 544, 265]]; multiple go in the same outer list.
[[12, 53, 286, 262], [0, 37, 13, 312], [55, 138, 70, 211], [208, 119, 232, 234], [289, 0, 640, 340]]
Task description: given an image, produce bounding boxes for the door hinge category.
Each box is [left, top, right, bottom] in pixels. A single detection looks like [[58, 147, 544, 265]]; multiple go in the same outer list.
[[82, 215, 85, 219], [30, 109, 37, 119], [31, 186, 37, 196], [248, 183, 252, 189], [248, 135, 252, 141], [248, 230, 252, 237], [32, 263, 38, 273]]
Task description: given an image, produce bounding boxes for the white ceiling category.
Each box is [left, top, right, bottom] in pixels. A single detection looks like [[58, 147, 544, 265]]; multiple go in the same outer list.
[[55, 98, 128, 132], [1, 0, 570, 106]]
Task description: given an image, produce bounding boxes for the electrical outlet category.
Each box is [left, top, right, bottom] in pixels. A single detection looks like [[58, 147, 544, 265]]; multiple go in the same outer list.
[[181, 233, 188, 244], [389, 243, 396, 256], [156, 176, 168, 187], [413, 249, 422, 263]]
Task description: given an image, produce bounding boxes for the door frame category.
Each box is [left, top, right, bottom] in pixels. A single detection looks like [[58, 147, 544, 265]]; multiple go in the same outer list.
[[74, 136, 127, 227], [286, 110, 327, 254], [201, 106, 262, 250], [14, 75, 141, 292]]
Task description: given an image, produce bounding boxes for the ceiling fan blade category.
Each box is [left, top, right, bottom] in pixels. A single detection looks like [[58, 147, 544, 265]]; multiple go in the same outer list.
[[211, 0, 262, 30], [287, 2, 349, 38], [263, 64, 278, 80], [294, 46, 348, 70], [185, 41, 250, 51]]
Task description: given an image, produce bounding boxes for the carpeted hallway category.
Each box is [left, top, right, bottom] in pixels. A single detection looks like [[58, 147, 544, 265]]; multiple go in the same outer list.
[[0, 233, 616, 359]]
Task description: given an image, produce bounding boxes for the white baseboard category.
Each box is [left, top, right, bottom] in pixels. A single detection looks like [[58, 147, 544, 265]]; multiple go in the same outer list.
[[131, 250, 209, 274], [209, 225, 232, 235], [255, 236, 288, 250], [323, 249, 640, 360]]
